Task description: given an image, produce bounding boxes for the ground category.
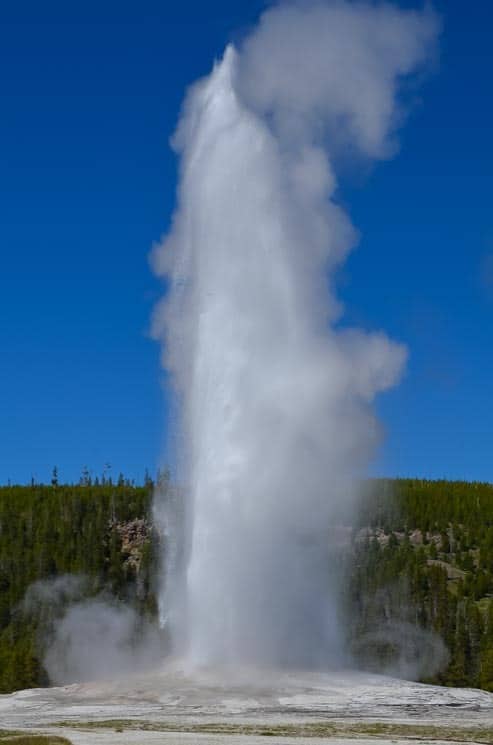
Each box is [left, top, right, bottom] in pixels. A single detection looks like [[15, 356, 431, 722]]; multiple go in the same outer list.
[[1, 666, 493, 745]]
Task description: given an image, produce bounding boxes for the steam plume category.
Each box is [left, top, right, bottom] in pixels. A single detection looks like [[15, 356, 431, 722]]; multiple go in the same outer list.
[[152, 1, 438, 668], [45, 599, 162, 684], [21, 577, 163, 685]]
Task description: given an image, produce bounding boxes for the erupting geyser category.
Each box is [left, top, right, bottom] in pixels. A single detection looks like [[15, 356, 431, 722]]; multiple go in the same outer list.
[[152, 1, 438, 669]]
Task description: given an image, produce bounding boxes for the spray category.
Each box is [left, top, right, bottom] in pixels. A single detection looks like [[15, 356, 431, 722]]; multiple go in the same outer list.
[[152, 1, 438, 669]]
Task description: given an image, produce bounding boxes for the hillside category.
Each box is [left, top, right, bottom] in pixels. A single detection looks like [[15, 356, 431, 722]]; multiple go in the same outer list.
[[0, 478, 492, 693], [0, 479, 158, 692], [345, 479, 493, 690]]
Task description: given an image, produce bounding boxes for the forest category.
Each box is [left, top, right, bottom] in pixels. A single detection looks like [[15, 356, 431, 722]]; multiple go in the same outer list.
[[0, 476, 492, 693]]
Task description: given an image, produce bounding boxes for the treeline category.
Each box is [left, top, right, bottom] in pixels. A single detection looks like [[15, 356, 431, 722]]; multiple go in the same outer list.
[[345, 479, 493, 690], [0, 480, 161, 692], [358, 478, 493, 531], [0, 477, 493, 693]]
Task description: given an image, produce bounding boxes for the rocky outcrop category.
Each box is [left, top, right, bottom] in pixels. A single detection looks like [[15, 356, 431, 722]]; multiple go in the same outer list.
[[113, 518, 150, 573]]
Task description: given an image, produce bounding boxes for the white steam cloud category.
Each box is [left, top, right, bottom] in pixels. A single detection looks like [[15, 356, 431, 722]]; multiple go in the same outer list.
[[354, 621, 450, 680], [21, 576, 163, 685], [45, 598, 162, 685], [152, 1, 438, 668], [22, 574, 88, 616]]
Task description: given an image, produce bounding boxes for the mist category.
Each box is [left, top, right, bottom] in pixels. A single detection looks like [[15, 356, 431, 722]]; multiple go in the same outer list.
[[44, 598, 162, 684], [151, 0, 438, 670], [353, 621, 450, 681], [19, 576, 163, 685], [21, 574, 89, 617]]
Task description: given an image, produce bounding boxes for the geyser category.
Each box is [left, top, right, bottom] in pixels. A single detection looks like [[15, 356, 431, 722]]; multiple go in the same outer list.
[[152, 1, 438, 669]]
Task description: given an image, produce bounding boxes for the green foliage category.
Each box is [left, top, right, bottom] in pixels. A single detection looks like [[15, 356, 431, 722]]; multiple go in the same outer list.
[[0, 481, 157, 693], [1, 476, 493, 694], [346, 478, 493, 689]]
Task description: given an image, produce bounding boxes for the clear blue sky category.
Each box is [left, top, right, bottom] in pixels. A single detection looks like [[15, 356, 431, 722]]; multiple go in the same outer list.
[[0, 1, 491, 485]]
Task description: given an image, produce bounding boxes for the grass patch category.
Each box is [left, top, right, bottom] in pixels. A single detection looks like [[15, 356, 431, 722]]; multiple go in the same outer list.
[[51, 719, 493, 742], [0, 736, 71, 745]]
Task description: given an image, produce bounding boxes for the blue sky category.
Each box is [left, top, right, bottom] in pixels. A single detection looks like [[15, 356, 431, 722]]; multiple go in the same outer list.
[[0, 0, 491, 485]]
